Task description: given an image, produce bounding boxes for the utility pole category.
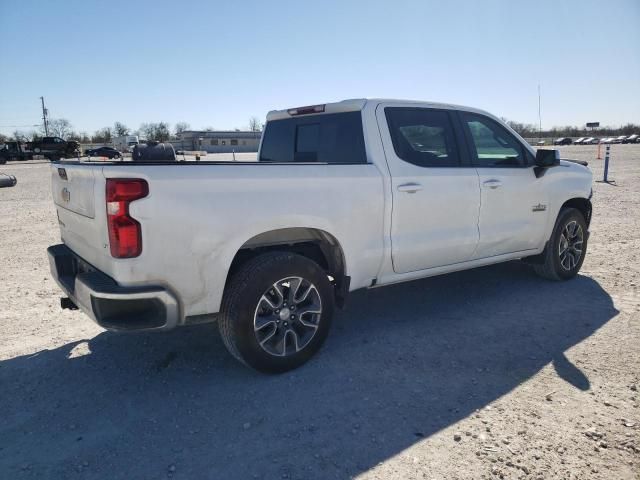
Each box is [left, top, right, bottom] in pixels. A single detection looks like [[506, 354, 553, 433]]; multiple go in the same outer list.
[[537, 84, 542, 142], [40, 96, 49, 136]]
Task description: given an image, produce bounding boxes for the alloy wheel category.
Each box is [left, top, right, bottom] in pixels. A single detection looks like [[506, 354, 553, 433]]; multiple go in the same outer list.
[[253, 276, 322, 357], [558, 220, 584, 271]]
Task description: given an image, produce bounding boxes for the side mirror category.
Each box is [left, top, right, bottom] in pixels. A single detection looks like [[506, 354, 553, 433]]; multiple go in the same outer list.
[[535, 149, 560, 168]]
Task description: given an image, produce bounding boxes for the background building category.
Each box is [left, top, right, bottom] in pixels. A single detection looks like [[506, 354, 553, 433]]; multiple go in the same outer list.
[[172, 130, 262, 153]]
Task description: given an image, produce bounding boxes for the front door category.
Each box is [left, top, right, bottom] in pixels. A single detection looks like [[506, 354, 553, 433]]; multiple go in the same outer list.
[[377, 105, 480, 274], [459, 112, 548, 258]]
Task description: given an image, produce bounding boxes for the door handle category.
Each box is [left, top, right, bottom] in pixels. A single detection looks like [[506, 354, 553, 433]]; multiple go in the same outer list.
[[483, 179, 502, 189], [397, 183, 423, 193]]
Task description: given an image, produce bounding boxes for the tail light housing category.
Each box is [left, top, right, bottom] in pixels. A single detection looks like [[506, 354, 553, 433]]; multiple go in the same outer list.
[[106, 179, 148, 258]]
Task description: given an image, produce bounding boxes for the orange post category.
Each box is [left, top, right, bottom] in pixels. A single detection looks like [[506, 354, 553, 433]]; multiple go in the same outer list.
[[597, 143, 602, 160]]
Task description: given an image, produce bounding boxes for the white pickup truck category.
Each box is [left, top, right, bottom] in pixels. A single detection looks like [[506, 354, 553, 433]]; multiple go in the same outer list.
[[48, 99, 593, 372]]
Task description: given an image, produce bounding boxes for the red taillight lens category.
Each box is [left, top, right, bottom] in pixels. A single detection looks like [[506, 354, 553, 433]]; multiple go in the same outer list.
[[106, 179, 148, 258]]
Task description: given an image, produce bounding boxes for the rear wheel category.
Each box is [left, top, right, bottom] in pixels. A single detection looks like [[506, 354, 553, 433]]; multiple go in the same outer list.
[[219, 252, 334, 373], [533, 208, 588, 280]]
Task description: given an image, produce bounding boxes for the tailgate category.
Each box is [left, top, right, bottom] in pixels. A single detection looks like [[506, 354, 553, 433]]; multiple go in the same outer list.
[[51, 163, 109, 270], [52, 164, 96, 217]]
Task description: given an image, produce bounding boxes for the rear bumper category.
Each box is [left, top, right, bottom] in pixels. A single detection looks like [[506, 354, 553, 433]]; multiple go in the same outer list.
[[47, 244, 180, 331]]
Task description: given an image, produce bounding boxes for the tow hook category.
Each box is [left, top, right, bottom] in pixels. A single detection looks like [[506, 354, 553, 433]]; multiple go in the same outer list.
[[60, 297, 79, 310]]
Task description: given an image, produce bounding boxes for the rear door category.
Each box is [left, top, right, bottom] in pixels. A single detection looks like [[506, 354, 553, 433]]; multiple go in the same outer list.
[[458, 112, 548, 258], [377, 105, 480, 273]]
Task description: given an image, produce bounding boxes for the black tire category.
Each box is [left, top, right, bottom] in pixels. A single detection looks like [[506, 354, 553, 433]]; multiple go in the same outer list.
[[533, 208, 588, 281], [219, 252, 334, 373]]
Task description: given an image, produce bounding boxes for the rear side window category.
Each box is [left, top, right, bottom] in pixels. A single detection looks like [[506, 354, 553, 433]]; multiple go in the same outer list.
[[259, 111, 367, 164], [385, 108, 460, 167]]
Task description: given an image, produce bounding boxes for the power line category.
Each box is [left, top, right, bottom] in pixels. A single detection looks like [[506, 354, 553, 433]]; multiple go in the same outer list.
[[0, 124, 40, 128]]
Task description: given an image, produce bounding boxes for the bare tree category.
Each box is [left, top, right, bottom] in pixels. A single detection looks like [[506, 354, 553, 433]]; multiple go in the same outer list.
[[13, 130, 40, 142], [174, 122, 190, 136], [48, 119, 73, 139], [92, 127, 113, 143], [139, 122, 171, 142], [138, 123, 153, 141], [248, 116, 262, 132], [113, 122, 130, 136], [501, 118, 537, 138], [155, 122, 171, 142]]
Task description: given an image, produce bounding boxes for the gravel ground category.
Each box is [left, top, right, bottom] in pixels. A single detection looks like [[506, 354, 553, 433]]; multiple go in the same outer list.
[[0, 146, 638, 480]]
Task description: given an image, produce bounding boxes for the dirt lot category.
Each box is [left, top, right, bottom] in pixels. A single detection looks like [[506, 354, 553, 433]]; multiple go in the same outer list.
[[0, 146, 638, 480]]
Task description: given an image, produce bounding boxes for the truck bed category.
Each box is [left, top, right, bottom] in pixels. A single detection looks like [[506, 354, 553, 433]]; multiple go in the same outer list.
[[51, 160, 386, 320]]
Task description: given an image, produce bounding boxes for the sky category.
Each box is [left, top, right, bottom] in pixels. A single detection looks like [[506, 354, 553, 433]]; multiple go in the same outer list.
[[0, 0, 638, 137]]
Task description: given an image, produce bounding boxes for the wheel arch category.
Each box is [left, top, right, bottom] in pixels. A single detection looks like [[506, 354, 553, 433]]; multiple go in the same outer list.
[[226, 227, 350, 307], [561, 197, 592, 228]]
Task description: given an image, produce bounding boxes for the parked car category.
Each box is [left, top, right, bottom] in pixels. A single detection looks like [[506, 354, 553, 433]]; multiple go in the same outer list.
[[611, 135, 628, 144], [47, 99, 593, 372], [623, 134, 639, 144], [582, 137, 598, 145], [574, 137, 586, 145], [553, 137, 572, 145], [85, 146, 121, 159], [599, 137, 613, 144]]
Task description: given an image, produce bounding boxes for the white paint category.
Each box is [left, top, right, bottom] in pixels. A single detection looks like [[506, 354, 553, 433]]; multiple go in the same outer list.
[[49, 99, 593, 322]]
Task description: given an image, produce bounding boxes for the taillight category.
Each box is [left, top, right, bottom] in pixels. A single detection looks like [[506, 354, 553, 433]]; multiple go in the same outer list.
[[106, 179, 148, 258]]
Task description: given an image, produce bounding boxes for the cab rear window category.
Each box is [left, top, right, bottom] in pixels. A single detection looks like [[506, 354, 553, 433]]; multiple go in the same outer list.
[[259, 111, 367, 164]]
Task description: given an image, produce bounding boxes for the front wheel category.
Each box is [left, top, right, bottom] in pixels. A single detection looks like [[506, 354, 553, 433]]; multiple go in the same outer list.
[[219, 252, 334, 373], [533, 208, 588, 280]]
